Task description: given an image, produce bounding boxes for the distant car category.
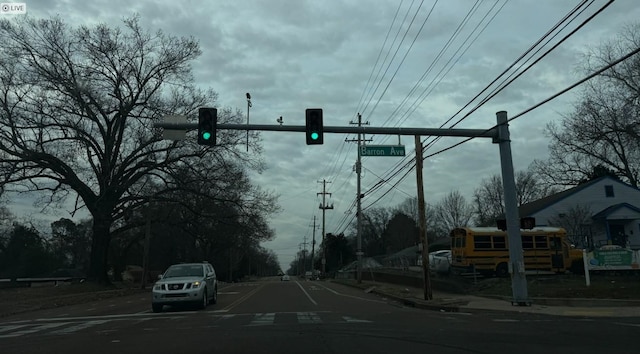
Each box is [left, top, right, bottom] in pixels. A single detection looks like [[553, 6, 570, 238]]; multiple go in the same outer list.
[[281, 274, 290, 281], [429, 250, 452, 274], [152, 262, 217, 313]]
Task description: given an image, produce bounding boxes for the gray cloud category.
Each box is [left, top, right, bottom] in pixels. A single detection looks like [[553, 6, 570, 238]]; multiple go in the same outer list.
[[10, 0, 640, 270]]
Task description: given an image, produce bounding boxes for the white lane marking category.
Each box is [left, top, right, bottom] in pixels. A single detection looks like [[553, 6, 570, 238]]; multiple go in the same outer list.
[[0, 322, 67, 338], [209, 309, 230, 313], [50, 320, 110, 335], [443, 312, 473, 316], [316, 283, 387, 304], [0, 324, 29, 333], [614, 322, 640, 328], [295, 281, 318, 305], [297, 312, 321, 324], [248, 313, 275, 326], [86, 308, 96, 312], [342, 316, 371, 323], [218, 292, 239, 295]]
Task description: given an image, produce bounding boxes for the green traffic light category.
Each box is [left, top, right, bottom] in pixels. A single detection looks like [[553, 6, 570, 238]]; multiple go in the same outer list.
[[311, 132, 319, 140], [202, 132, 212, 140]]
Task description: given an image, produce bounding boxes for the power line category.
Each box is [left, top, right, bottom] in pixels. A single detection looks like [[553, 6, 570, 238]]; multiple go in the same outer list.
[[356, 0, 504, 201], [424, 41, 640, 160], [360, 0, 426, 117], [358, 0, 607, 206], [365, 0, 438, 118]]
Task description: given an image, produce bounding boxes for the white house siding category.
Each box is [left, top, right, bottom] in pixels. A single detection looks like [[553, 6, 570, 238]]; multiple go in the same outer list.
[[529, 177, 640, 249]]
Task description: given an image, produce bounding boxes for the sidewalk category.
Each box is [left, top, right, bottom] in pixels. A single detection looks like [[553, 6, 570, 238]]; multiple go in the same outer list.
[[332, 279, 640, 317]]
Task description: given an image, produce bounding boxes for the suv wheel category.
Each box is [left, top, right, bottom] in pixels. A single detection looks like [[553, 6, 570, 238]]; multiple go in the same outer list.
[[152, 304, 163, 313], [199, 288, 208, 309], [211, 286, 218, 305]]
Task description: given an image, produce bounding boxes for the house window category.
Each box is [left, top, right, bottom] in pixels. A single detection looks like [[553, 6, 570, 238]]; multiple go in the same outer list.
[[605, 185, 615, 198]]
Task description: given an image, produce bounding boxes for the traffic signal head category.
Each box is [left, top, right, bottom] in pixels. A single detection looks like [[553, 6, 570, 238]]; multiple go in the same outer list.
[[198, 107, 217, 146], [305, 108, 323, 145]]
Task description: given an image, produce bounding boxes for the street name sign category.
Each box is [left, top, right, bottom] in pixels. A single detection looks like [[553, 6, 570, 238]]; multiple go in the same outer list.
[[359, 145, 406, 157]]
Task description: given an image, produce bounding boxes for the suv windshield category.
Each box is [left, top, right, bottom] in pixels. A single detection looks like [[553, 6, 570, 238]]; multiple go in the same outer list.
[[163, 265, 204, 278]]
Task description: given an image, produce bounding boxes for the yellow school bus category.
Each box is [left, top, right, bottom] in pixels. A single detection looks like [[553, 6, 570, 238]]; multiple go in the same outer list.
[[450, 227, 582, 277]]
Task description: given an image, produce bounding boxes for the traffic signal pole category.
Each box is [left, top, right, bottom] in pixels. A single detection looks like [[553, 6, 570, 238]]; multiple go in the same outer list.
[[156, 110, 531, 305]]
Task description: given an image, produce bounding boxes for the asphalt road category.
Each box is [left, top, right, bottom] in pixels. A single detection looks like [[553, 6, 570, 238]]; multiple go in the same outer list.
[[1, 277, 639, 354]]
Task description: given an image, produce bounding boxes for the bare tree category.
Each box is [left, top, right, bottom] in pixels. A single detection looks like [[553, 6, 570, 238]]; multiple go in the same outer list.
[[472, 169, 557, 226], [0, 16, 265, 283], [382, 212, 419, 253], [354, 207, 392, 256], [547, 204, 592, 247], [533, 23, 640, 188], [434, 190, 474, 233], [394, 197, 439, 241]]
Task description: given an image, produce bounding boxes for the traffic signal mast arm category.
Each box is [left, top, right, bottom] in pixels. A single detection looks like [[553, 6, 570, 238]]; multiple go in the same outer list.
[[157, 122, 499, 139]]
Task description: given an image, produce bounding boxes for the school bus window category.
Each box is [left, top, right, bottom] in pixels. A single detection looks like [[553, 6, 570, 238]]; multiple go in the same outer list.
[[522, 235, 534, 249], [551, 237, 562, 250], [534, 235, 547, 249], [474, 235, 492, 249], [493, 236, 506, 249]]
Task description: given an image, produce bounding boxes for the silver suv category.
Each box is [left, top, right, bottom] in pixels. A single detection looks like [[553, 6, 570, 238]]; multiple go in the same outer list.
[[152, 262, 218, 312]]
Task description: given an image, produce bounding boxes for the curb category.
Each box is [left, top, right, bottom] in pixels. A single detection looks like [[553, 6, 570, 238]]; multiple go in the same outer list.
[[331, 279, 640, 312], [332, 280, 463, 313]]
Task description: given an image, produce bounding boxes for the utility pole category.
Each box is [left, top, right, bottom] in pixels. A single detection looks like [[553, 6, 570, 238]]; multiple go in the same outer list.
[[310, 216, 318, 276], [347, 113, 372, 283], [318, 179, 333, 275], [300, 236, 309, 276], [415, 136, 432, 300]]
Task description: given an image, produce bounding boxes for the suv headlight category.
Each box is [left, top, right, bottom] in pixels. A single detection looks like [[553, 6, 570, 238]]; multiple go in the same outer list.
[[191, 281, 202, 288], [153, 284, 163, 291]]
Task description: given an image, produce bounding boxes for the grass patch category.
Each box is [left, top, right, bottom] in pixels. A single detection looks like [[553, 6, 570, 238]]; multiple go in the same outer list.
[[470, 273, 640, 299]]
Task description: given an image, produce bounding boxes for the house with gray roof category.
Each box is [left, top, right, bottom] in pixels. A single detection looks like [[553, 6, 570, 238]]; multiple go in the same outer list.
[[517, 176, 640, 250]]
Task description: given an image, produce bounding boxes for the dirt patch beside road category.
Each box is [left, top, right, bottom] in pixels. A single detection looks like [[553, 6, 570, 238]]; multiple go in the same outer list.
[[0, 282, 148, 318]]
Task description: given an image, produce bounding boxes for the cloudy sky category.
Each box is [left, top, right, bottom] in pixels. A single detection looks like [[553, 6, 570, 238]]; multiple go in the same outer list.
[[5, 0, 640, 270]]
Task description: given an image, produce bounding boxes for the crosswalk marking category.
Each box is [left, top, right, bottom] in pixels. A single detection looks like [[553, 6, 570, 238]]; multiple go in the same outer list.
[[49, 320, 110, 335], [0, 311, 372, 338], [0, 322, 68, 338], [343, 316, 371, 323], [297, 312, 322, 324], [248, 313, 275, 326]]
